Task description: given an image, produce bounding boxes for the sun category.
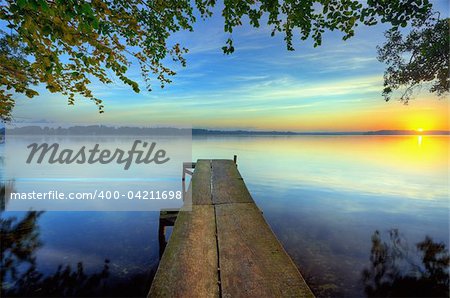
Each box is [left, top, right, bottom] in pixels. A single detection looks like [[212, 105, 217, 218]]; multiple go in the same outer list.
[[417, 128, 423, 132]]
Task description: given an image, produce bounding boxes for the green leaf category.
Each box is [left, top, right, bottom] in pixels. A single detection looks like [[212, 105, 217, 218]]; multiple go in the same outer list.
[[38, 0, 49, 12], [17, 0, 27, 9], [81, 3, 93, 15]]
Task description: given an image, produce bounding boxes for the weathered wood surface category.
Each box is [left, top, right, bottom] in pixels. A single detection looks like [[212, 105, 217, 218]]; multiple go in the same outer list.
[[211, 160, 253, 204], [216, 203, 314, 297], [149, 159, 314, 298], [148, 205, 219, 297], [192, 159, 213, 205]]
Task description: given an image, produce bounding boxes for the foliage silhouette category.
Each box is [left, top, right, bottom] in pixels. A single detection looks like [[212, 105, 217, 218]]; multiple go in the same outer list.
[[362, 229, 449, 297], [1, 182, 112, 297], [378, 17, 449, 103], [0, 180, 13, 211], [3, 260, 111, 297]]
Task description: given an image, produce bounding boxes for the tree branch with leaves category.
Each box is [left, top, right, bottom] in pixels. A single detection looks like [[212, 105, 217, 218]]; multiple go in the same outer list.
[[378, 16, 449, 103], [0, 0, 438, 121]]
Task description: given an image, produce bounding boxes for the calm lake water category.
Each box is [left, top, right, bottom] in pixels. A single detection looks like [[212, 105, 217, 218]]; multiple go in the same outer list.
[[1, 135, 449, 297]]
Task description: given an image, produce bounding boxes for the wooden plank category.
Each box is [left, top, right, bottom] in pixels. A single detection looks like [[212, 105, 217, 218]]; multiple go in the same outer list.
[[148, 205, 219, 298], [211, 178, 253, 204], [215, 203, 314, 298], [191, 159, 212, 205], [183, 162, 196, 169], [211, 160, 242, 179], [182, 162, 195, 181], [211, 160, 253, 204]]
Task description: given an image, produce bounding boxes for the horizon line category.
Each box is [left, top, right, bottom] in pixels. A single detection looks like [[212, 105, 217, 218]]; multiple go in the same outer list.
[[2, 126, 449, 136]]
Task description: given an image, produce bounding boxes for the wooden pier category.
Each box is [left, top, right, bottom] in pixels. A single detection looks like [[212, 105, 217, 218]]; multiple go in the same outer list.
[[149, 159, 314, 297]]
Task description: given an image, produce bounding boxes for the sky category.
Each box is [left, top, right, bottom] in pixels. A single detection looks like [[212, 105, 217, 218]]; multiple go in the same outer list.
[[10, 0, 450, 132]]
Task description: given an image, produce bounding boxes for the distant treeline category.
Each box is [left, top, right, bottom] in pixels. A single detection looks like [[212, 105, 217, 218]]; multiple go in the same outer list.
[[1, 126, 449, 136], [364, 130, 449, 135], [3, 126, 188, 136], [197, 129, 449, 135]]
